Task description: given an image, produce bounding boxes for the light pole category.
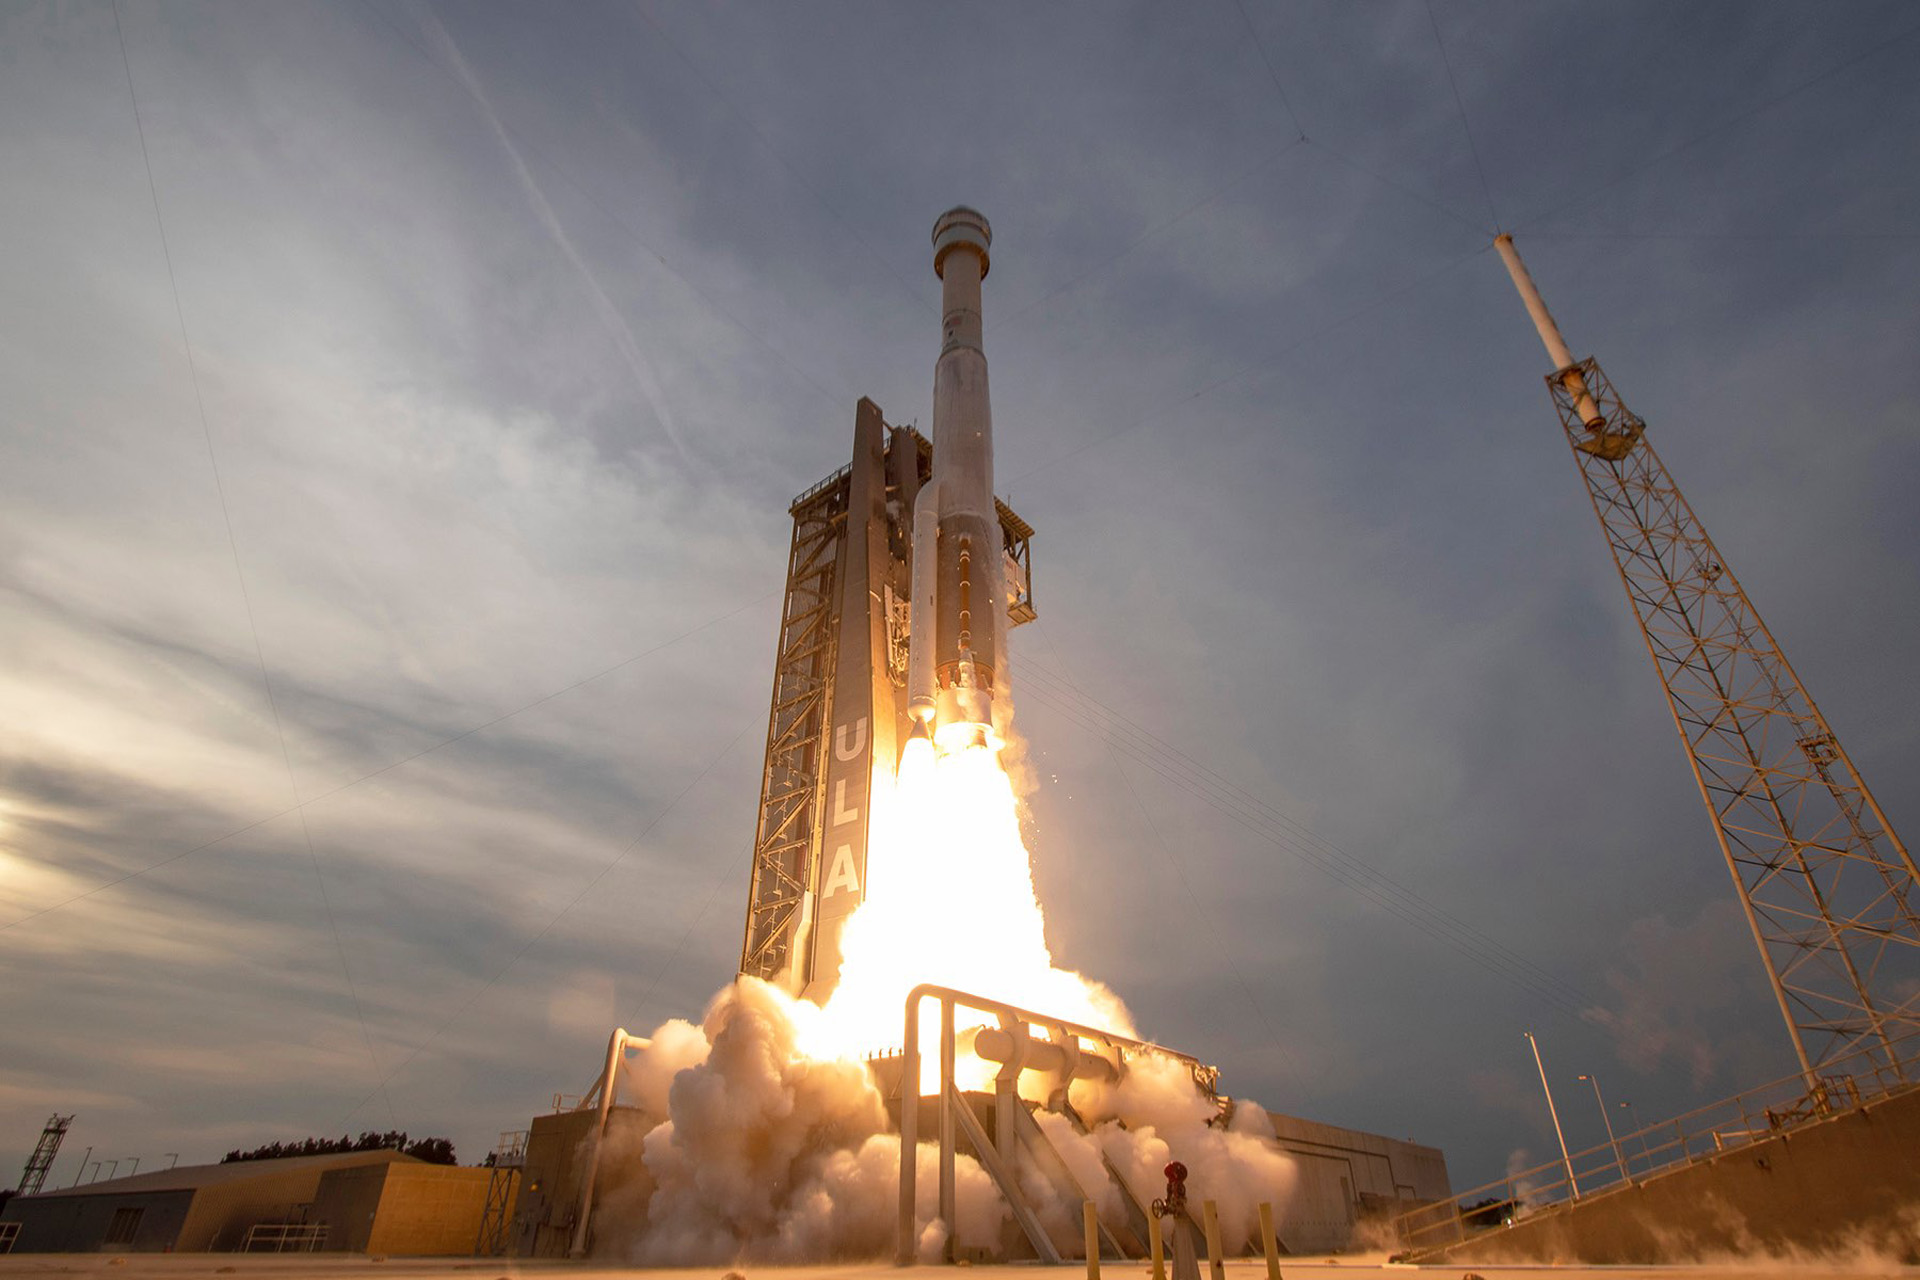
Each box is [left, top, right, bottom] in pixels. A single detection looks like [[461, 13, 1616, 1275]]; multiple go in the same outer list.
[[82, 1162, 100, 1185], [124, 1157, 141, 1177], [100, 1161, 119, 1182], [1618, 1101, 1651, 1174], [163, 1154, 179, 1170], [1525, 1031, 1579, 1200], [71, 1147, 94, 1188], [1577, 1074, 1626, 1183]]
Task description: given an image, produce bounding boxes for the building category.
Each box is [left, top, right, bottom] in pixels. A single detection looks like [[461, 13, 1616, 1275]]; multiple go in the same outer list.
[[0, 1149, 494, 1255], [1270, 1113, 1450, 1252], [306, 1159, 498, 1255]]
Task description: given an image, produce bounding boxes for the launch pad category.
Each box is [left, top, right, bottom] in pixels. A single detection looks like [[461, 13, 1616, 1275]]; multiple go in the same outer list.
[[497, 208, 1449, 1265], [513, 982, 1447, 1263]]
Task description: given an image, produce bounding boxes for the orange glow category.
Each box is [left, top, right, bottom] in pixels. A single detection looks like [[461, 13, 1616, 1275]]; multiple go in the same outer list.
[[798, 734, 1133, 1079]]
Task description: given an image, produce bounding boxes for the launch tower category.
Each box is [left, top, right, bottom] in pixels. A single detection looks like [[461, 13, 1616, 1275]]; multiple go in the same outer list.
[[739, 210, 1036, 1003], [1496, 235, 1920, 1086]]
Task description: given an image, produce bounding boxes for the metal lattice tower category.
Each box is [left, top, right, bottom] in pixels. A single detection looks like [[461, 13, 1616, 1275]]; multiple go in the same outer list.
[[739, 463, 849, 986], [1497, 236, 1920, 1087], [740, 402, 1034, 999], [17, 1114, 73, 1196], [472, 1129, 526, 1257]]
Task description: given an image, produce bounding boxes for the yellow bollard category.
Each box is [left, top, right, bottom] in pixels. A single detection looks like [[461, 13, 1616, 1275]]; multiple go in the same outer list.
[[1149, 1209, 1166, 1280], [1258, 1202, 1283, 1280], [1202, 1199, 1225, 1280], [1084, 1200, 1100, 1280]]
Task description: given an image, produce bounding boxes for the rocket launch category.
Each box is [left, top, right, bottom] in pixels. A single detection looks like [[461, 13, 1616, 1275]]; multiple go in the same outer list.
[[741, 205, 1036, 1003], [910, 207, 1003, 753]]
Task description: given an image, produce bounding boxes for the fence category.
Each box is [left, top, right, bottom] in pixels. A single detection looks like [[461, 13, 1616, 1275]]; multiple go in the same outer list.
[[1393, 1026, 1920, 1255], [240, 1223, 328, 1253]]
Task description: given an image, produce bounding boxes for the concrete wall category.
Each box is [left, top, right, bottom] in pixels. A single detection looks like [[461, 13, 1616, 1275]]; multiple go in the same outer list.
[[0, 1190, 193, 1253], [1428, 1084, 1920, 1265], [309, 1162, 497, 1255], [0, 1151, 419, 1254], [365, 1165, 494, 1256], [509, 1106, 660, 1259], [1284, 1152, 1357, 1253], [175, 1154, 402, 1252], [511, 1108, 601, 1258], [307, 1165, 388, 1253], [1269, 1113, 1450, 1254]]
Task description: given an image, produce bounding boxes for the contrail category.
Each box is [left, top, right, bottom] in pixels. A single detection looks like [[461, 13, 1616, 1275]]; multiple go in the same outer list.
[[418, 6, 691, 464]]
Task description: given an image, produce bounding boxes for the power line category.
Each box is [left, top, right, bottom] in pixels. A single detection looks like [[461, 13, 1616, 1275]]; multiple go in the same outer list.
[[1230, 0, 1307, 141], [353, 0, 854, 420], [113, 0, 394, 1124], [1030, 625, 1311, 1094], [1003, 138, 1308, 330], [1004, 241, 1492, 487], [1304, 137, 1493, 237], [1015, 655, 1598, 1012], [2, 585, 778, 932], [622, 846, 753, 1031], [629, 0, 935, 320], [1524, 229, 1920, 243], [340, 716, 754, 1124], [1424, 0, 1501, 232], [1513, 19, 1920, 233], [1014, 677, 1593, 1023], [1012, 655, 1597, 1021]]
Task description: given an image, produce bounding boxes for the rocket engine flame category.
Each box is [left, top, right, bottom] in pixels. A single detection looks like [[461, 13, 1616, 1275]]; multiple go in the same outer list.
[[801, 734, 1134, 1073]]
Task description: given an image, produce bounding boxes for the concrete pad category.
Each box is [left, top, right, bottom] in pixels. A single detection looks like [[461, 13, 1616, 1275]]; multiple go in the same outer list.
[[1, 1255, 1914, 1280]]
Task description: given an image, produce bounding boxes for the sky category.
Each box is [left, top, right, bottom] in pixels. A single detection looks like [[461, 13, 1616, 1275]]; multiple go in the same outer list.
[[3, 0, 1918, 1197]]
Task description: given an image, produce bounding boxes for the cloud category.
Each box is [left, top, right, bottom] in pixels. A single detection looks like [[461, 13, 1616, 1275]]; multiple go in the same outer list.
[[1, 0, 1915, 1196], [1582, 900, 1783, 1088]]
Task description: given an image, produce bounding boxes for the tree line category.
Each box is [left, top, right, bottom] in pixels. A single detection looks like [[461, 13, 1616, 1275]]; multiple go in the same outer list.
[[221, 1130, 456, 1165]]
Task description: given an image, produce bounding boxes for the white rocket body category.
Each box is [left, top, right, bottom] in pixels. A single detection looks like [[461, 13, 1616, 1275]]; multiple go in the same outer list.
[[909, 207, 1003, 752]]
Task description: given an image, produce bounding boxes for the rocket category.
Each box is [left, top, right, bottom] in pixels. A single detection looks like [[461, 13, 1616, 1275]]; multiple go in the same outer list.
[[909, 207, 1002, 753], [742, 206, 1036, 999]]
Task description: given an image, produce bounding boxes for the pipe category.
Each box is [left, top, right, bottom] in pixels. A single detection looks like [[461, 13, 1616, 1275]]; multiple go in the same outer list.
[[972, 1026, 1118, 1083], [1525, 1030, 1579, 1201], [938, 1000, 956, 1262], [895, 982, 1211, 1266], [570, 1026, 639, 1257], [1493, 234, 1605, 428], [897, 993, 922, 1265]]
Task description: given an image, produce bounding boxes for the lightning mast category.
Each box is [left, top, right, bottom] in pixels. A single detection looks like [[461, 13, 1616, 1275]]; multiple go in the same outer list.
[[1495, 234, 1920, 1088], [17, 1114, 73, 1197]]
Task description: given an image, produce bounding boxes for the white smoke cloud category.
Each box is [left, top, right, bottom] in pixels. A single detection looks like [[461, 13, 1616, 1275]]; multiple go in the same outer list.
[[588, 975, 1300, 1264], [1074, 1055, 1299, 1254], [592, 977, 1005, 1264]]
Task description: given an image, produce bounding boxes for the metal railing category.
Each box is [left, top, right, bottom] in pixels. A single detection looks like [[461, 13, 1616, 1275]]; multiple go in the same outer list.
[[1394, 1026, 1920, 1255], [240, 1223, 327, 1253], [896, 984, 1217, 1266]]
